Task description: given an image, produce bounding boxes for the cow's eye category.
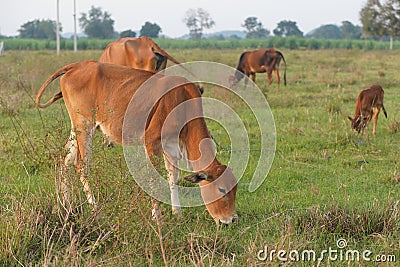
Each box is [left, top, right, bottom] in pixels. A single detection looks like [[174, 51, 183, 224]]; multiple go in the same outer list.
[[218, 187, 226, 196]]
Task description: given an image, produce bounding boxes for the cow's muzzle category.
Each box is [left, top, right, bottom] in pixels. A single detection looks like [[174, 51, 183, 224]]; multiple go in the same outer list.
[[218, 214, 238, 225]]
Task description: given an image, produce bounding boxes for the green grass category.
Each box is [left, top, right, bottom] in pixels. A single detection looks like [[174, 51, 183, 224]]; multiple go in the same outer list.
[[0, 49, 399, 266]]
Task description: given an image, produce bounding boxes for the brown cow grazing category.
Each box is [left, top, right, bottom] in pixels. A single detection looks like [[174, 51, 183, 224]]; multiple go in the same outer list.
[[348, 85, 387, 135], [230, 48, 287, 88], [35, 61, 237, 224]]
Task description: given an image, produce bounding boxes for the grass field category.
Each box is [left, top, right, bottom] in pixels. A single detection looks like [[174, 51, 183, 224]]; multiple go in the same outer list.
[[0, 48, 399, 266]]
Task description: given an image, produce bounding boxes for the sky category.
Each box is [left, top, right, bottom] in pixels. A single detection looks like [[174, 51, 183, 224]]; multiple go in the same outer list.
[[0, 0, 367, 38]]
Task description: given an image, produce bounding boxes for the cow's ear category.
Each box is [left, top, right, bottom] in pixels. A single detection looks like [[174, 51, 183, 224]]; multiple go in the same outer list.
[[184, 172, 209, 184], [347, 116, 353, 121]]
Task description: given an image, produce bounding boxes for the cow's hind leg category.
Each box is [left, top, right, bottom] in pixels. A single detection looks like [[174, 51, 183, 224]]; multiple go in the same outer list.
[[273, 69, 280, 88], [250, 73, 256, 82], [74, 122, 97, 209], [372, 108, 381, 135]]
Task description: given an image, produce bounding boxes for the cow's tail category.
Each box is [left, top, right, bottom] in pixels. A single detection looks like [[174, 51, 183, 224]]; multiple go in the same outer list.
[[381, 89, 388, 118], [382, 105, 388, 118], [278, 51, 287, 86], [35, 65, 71, 108]]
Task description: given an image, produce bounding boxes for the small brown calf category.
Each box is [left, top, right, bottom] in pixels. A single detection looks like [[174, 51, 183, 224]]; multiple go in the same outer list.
[[348, 85, 387, 135]]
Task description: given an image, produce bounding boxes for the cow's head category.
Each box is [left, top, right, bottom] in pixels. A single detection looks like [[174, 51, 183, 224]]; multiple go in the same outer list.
[[184, 165, 238, 225], [228, 70, 245, 88], [228, 75, 239, 88], [197, 84, 204, 95], [348, 116, 366, 133]]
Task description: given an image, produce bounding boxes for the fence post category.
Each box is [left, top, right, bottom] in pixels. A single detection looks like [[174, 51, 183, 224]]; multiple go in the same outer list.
[[0, 42, 4, 55]]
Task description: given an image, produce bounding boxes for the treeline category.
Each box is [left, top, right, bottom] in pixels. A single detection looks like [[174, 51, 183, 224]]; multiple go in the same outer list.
[[1, 37, 399, 51]]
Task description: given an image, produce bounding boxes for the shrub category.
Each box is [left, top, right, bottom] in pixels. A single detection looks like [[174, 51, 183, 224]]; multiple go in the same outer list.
[[1, 38, 400, 51]]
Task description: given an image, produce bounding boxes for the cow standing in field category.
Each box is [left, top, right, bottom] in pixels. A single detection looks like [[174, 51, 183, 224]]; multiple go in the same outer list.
[[99, 36, 181, 72], [230, 48, 287, 88], [348, 84, 387, 135], [100, 36, 204, 94], [35, 61, 238, 225]]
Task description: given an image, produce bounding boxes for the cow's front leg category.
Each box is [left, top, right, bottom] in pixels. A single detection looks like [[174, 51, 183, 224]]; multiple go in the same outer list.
[[151, 199, 162, 222], [145, 139, 167, 223], [163, 153, 182, 217], [250, 73, 256, 82], [267, 71, 273, 85]]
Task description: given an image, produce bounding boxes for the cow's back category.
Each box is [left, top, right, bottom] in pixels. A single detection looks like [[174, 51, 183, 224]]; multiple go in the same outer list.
[[100, 39, 129, 66], [59, 61, 203, 146], [60, 61, 155, 142], [99, 37, 157, 71], [240, 49, 275, 72], [237, 50, 259, 72], [359, 85, 384, 109]]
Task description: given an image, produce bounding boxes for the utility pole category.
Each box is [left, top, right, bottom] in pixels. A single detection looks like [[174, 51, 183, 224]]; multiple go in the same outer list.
[[73, 0, 77, 52], [56, 0, 60, 55]]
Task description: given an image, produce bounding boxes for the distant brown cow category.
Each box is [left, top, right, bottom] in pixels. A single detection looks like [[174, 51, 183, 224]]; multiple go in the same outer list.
[[348, 85, 387, 135], [230, 48, 287, 88]]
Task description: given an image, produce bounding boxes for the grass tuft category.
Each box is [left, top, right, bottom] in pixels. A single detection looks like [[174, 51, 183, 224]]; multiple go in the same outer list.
[[296, 201, 399, 239]]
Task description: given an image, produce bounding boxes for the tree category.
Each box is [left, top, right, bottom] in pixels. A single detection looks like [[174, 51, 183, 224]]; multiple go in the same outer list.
[[340, 21, 362, 39], [140, 22, 162, 38], [79, 6, 116, 39], [311, 24, 343, 39], [273, 20, 303, 37], [242, 17, 270, 39], [120, 30, 136, 38], [18, 19, 60, 39], [360, 0, 387, 40], [381, 0, 400, 48], [183, 8, 215, 40], [360, 0, 400, 48], [242, 17, 260, 32]]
